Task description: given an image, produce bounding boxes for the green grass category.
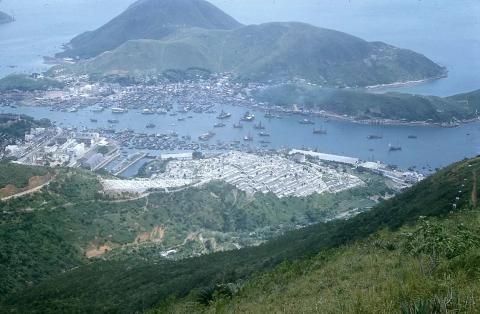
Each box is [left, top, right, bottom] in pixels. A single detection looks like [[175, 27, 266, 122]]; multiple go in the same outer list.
[[2, 157, 477, 313], [0, 162, 388, 299], [161, 208, 480, 313], [254, 83, 480, 123], [0, 74, 63, 91], [0, 162, 48, 189], [65, 22, 444, 87]]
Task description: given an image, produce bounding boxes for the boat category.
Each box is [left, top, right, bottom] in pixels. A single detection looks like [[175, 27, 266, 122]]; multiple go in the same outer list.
[[260, 140, 271, 144], [217, 110, 232, 119], [408, 135, 418, 139], [107, 119, 119, 124], [389, 144, 402, 151], [299, 118, 315, 125], [178, 117, 186, 121], [241, 111, 255, 122], [111, 107, 128, 114], [91, 106, 104, 113], [233, 122, 243, 129], [214, 122, 226, 128], [244, 133, 254, 141], [67, 107, 78, 113], [259, 131, 270, 137], [264, 111, 275, 119], [146, 123, 156, 129], [254, 121, 265, 130], [157, 109, 168, 115], [142, 108, 156, 115], [90, 119, 98, 123], [367, 135, 383, 140], [313, 128, 327, 135], [198, 132, 215, 141]]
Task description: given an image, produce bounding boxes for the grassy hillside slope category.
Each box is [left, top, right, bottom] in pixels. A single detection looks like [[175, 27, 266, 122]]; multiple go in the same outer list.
[[2, 157, 478, 313], [162, 208, 480, 313], [57, 0, 242, 59], [0, 74, 64, 91], [0, 164, 387, 298], [254, 84, 480, 123], [70, 22, 445, 87]]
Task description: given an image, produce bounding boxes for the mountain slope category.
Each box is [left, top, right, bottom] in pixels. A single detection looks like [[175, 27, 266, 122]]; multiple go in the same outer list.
[[68, 22, 445, 87], [56, 0, 242, 59], [0, 11, 12, 24], [3, 157, 478, 313], [254, 84, 480, 123]]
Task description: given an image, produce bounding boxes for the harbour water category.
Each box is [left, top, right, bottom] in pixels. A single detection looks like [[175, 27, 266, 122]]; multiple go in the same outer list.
[[2, 105, 479, 173], [0, 0, 479, 174]]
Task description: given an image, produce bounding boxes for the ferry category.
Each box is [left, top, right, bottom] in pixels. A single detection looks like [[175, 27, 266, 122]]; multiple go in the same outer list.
[[313, 128, 327, 135], [217, 110, 232, 119], [233, 122, 243, 129], [367, 135, 383, 140], [241, 111, 255, 122], [299, 118, 315, 125], [111, 107, 128, 114], [254, 121, 265, 130]]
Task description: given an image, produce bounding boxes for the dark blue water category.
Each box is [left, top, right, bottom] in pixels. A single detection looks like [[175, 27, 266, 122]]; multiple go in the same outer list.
[[1, 0, 478, 95], [1, 0, 479, 172], [2, 105, 479, 173]]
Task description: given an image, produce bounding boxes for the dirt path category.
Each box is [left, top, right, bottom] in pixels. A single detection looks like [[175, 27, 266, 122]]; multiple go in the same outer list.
[[0, 178, 53, 201]]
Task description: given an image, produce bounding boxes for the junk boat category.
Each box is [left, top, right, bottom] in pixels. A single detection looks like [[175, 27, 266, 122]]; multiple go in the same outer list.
[[241, 111, 255, 122], [217, 110, 232, 119]]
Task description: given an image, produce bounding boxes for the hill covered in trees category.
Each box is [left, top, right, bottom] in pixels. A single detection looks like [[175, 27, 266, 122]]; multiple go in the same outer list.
[[1, 156, 478, 313]]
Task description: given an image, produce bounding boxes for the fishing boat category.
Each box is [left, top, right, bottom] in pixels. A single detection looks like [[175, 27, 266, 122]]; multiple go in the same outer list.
[[198, 132, 215, 141], [299, 118, 315, 125], [217, 110, 232, 119], [254, 121, 266, 130], [111, 107, 128, 114], [313, 128, 327, 135], [244, 135, 254, 142], [142, 108, 156, 115], [389, 144, 402, 151], [91, 106, 104, 113], [241, 111, 255, 122], [367, 135, 383, 140]]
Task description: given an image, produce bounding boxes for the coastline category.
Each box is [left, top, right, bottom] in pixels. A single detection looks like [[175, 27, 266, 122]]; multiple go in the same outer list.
[[364, 73, 448, 92]]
